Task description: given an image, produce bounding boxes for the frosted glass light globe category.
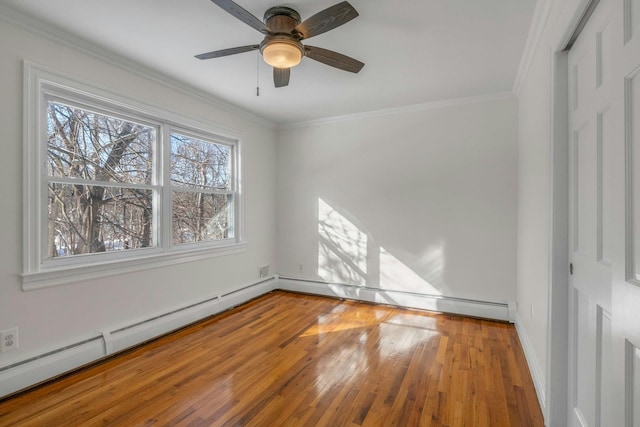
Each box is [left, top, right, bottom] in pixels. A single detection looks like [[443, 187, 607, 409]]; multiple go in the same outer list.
[[263, 42, 303, 68]]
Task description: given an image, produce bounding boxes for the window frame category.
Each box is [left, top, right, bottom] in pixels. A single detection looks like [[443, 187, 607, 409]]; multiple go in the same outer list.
[[23, 64, 245, 290], [168, 129, 238, 246]]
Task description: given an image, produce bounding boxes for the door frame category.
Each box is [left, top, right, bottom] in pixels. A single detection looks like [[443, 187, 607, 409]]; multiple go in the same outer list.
[[546, 0, 596, 425], [547, 49, 570, 427]]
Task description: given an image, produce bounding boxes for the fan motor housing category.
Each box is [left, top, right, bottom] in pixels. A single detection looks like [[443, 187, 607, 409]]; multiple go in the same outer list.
[[260, 6, 304, 60], [263, 6, 301, 34]]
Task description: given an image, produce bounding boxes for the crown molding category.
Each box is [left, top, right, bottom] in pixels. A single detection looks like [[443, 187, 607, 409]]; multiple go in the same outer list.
[[0, 3, 276, 130], [277, 91, 516, 131], [512, 0, 553, 95]]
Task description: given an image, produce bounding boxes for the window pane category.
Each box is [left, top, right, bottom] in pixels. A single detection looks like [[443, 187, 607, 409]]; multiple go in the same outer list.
[[172, 192, 233, 244], [48, 184, 153, 258], [170, 133, 230, 190], [47, 101, 154, 184]]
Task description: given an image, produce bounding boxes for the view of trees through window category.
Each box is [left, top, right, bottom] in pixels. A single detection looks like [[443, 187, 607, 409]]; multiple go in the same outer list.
[[46, 101, 234, 259], [170, 134, 233, 244], [47, 101, 154, 257]]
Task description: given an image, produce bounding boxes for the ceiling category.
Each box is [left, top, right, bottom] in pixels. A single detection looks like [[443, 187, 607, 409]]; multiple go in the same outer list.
[[1, 0, 537, 125]]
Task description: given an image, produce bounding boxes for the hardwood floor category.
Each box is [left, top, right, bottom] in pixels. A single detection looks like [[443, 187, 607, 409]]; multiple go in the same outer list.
[[0, 291, 544, 426]]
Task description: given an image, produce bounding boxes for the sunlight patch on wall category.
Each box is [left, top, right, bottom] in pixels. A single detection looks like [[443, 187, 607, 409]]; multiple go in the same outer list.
[[318, 198, 367, 285], [379, 246, 443, 296], [317, 198, 445, 296]]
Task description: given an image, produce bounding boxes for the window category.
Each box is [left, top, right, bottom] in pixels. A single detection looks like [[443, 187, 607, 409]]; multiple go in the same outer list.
[[46, 100, 157, 257], [24, 66, 243, 289], [170, 133, 234, 245]]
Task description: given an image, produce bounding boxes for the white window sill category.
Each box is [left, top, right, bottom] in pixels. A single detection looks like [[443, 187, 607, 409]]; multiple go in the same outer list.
[[21, 242, 247, 291]]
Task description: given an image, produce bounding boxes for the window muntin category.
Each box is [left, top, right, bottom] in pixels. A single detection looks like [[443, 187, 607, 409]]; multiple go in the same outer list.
[[46, 100, 157, 259], [47, 101, 154, 185], [170, 133, 230, 190], [26, 72, 242, 281], [47, 184, 154, 257], [172, 192, 234, 244], [170, 133, 235, 245]]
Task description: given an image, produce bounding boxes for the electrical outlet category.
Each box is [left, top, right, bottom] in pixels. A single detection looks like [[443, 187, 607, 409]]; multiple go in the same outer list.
[[0, 327, 18, 352], [259, 264, 270, 278]]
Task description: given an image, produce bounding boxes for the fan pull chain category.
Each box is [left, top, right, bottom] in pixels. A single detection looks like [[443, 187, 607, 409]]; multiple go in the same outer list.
[[256, 50, 260, 96]]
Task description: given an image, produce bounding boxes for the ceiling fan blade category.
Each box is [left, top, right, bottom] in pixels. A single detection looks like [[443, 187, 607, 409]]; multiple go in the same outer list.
[[210, 0, 270, 34], [195, 45, 259, 60], [294, 1, 358, 40], [305, 46, 364, 73], [274, 67, 290, 88]]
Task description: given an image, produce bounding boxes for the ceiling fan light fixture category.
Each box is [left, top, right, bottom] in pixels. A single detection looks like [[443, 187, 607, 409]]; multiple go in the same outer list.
[[262, 40, 303, 68], [197, 1, 364, 88]]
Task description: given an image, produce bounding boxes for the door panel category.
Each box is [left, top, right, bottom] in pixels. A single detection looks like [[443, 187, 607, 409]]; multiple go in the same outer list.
[[619, 0, 640, 425], [628, 74, 640, 286], [568, 0, 614, 425], [623, 0, 640, 44], [626, 342, 640, 425], [596, 307, 612, 426], [576, 121, 597, 258], [573, 290, 596, 425], [599, 107, 614, 265], [569, 0, 640, 425]]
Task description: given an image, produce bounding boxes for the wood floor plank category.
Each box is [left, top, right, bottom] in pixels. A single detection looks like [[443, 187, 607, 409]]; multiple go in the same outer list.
[[0, 291, 544, 426]]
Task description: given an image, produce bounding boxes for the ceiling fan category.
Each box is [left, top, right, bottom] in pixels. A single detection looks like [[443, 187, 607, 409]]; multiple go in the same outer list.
[[195, 0, 365, 88]]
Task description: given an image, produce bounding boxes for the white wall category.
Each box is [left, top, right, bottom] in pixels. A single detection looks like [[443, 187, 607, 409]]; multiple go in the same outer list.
[[276, 96, 519, 308], [516, 31, 553, 395], [0, 18, 277, 395]]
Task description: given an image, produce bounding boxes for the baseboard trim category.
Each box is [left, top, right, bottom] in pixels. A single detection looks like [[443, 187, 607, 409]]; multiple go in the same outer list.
[[1, 276, 516, 399], [0, 338, 105, 401], [513, 313, 547, 415], [275, 277, 511, 322], [0, 277, 276, 399]]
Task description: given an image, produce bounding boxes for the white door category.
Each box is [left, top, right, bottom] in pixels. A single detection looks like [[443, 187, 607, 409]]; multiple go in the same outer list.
[[611, 0, 640, 424], [568, 0, 614, 424], [568, 0, 640, 425]]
